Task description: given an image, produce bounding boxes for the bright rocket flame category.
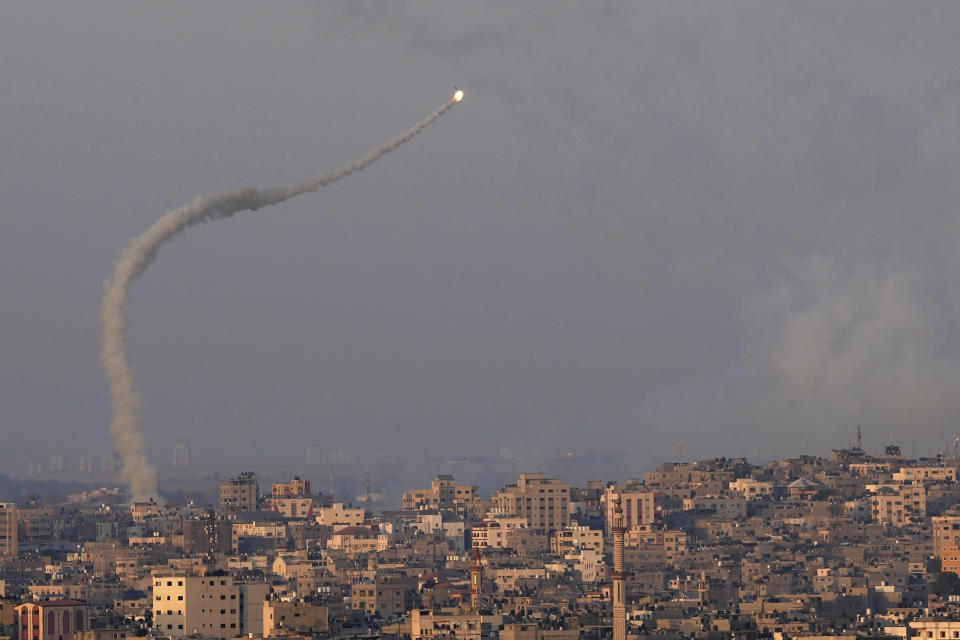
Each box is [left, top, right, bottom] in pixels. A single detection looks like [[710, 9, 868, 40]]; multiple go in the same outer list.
[[454, 89, 464, 102]]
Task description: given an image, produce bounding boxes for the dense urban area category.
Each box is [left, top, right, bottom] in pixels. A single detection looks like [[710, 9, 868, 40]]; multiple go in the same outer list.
[[5, 439, 960, 640]]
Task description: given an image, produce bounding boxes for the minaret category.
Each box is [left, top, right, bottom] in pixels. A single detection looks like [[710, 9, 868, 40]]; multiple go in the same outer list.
[[612, 494, 626, 640], [470, 546, 483, 613]]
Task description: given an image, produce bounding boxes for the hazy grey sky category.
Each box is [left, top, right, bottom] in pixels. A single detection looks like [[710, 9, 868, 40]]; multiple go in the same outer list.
[[4, 1, 960, 483]]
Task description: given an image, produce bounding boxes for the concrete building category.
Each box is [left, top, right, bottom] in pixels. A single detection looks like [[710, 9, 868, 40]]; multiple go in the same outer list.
[[231, 522, 286, 553], [315, 503, 364, 528], [14, 600, 89, 640], [350, 575, 417, 619], [272, 477, 311, 497], [682, 496, 748, 519], [130, 501, 164, 523], [326, 526, 388, 554], [932, 516, 960, 561], [471, 517, 530, 550], [265, 497, 314, 519], [0, 503, 17, 557], [728, 478, 774, 499], [490, 473, 570, 533], [603, 486, 661, 535], [910, 620, 960, 640], [219, 472, 258, 512], [151, 572, 268, 638], [262, 600, 328, 636], [410, 609, 504, 640], [403, 475, 480, 513], [871, 484, 925, 526], [893, 466, 956, 484], [553, 525, 603, 555]]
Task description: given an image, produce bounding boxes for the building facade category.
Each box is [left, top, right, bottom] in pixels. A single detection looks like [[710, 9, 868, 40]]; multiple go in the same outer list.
[[0, 503, 17, 557], [14, 600, 89, 640], [603, 486, 662, 535], [152, 572, 268, 638], [490, 473, 570, 533], [219, 473, 258, 512]]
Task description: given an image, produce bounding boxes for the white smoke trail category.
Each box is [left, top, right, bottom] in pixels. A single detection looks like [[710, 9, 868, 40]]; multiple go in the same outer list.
[[102, 96, 460, 501]]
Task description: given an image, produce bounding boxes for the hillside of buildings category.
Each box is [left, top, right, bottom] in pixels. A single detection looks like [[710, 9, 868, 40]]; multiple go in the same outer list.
[[5, 443, 960, 640]]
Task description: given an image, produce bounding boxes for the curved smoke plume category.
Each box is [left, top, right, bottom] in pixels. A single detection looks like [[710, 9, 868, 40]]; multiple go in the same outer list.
[[102, 96, 460, 501]]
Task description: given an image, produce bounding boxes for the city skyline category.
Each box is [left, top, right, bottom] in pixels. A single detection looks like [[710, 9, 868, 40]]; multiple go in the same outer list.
[[6, 3, 960, 503]]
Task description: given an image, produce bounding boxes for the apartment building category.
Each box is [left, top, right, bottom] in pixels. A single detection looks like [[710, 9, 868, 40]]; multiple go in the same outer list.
[[151, 572, 268, 638], [263, 600, 328, 636], [603, 486, 662, 535], [315, 503, 364, 528], [0, 503, 17, 557], [272, 477, 311, 497], [553, 525, 603, 555], [490, 473, 570, 533], [403, 475, 480, 513], [219, 473, 258, 512]]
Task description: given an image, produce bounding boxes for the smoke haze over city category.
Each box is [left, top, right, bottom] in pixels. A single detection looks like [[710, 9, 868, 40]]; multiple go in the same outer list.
[[5, 2, 960, 488]]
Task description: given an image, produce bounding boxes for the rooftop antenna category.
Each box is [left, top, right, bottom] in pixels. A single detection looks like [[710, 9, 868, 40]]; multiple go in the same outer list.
[[856, 425, 863, 451], [677, 440, 685, 465], [364, 468, 371, 504], [954, 434, 959, 460]]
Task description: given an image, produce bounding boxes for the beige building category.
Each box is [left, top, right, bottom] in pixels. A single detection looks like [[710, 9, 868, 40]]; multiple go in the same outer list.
[[553, 525, 603, 555], [728, 478, 774, 499], [603, 486, 661, 535], [315, 503, 364, 528], [403, 475, 480, 513], [871, 485, 925, 526], [491, 473, 570, 533], [471, 517, 529, 550], [0, 503, 17, 557], [934, 516, 960, 562], [262, 600, 328, 636], [326, 526, 389, 554], [14, 600, 90, 640], [681, 496, 748, 519], [351, 575, 417, 619], [910, 619, 960, 639], [410, 609, 504, 640], [272, 477, 311, 497], [265, 497, 314, 519], [501, 623, 579, 640], [231, 522, 286, 553], [130, 501, 164, 523], [151, 572, 268, 638], [893, 466, 956, 484], [219, 472, 258, 512]]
